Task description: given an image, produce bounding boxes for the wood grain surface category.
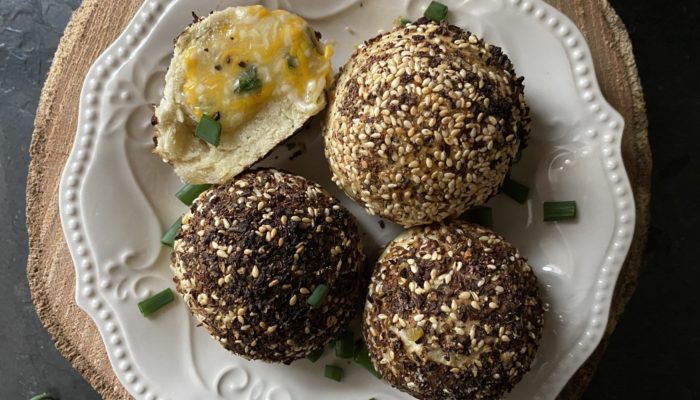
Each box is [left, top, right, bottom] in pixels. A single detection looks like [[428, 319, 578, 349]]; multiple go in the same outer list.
[[26, 1, 650, 399]]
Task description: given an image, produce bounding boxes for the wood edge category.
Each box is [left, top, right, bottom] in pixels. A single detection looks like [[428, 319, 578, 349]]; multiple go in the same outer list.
[[25, 1, 652, 399], [26, 1, 130, 399], [557, 1, 652, 398], [598, 0, 652, 318]]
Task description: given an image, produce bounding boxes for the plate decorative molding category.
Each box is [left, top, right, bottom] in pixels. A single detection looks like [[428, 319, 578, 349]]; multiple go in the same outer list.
[[27, 0, 650, 399]]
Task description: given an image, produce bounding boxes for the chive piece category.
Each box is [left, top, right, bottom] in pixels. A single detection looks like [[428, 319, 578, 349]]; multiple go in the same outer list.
[[543, 201, 577, 221], [324, 365, 344, 382], [175, 183, 211, 206], [307, 347, 324, 362], [307, 284, 329, 308], [287, 55, 298, 69], [161, 216, 182, 247], [234, 65, 262, 93], [502, 177, 530, 204], [195, 114, 221, 146], [400, 18, 411, 26], [424, 1, 448, 22], [353, 343, 382, 378], [138, 288, 175, 317], [464, 206, 493, 228], [30, 394, 55, 400], [334, 331, 354, 359]]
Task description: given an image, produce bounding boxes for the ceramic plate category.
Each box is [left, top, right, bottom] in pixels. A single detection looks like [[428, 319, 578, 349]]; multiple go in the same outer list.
[[58, 0, 635, 399]]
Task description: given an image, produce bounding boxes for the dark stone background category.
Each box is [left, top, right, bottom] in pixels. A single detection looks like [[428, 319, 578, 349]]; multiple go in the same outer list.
[[0, 0, 697, 399]]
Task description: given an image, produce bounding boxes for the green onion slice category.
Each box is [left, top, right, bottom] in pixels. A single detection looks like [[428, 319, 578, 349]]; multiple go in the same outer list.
[[29, 394, 55, 400], [307, 347, 324, 362], [502, 177, 530, 204], [234, 65, 262, 93], [324, 365, 344, 382], [334, 331, 354, 359], [287, 55, 298, 68], [424, 1, 448, 22], [353, 342, 382, 378], [195, 114, 221, 146], [307, 284, 329, 308], [543, 201, 577, 221], [400, 18, 411, 26], [138, 288, 175, 317], [175, 183, 211, 206], [464, 206, 493, 228], [161, 216, 182, 247]]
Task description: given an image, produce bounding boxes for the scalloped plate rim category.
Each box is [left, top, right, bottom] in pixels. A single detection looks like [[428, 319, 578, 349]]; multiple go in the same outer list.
[[57, 0, 636, 399]]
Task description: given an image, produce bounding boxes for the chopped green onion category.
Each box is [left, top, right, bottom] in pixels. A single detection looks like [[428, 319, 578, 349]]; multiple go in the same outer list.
[[400, 18, 411, 26], [195, 114, 221, 146], [353, 342, 382, 378], [29, 394, 55, 400], [234, 65, 262, 93], [138, 288, 175, 317], [324, 365, 344, 382], [161, 216, 182, 247], [464, 206, 493, 228], [307, 347, 324, 362], [307, 284, 329, 308], [287, 55, 298, 68], [543, 201, 577, 221], [175, 183, 211, 205], [334, 331, 354, 358], [502, 177, 530, 204], [424, 1, 448, 22]]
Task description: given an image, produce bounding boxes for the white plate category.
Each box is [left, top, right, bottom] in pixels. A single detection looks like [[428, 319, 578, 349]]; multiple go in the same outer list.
[[59, 0, 635, 399]]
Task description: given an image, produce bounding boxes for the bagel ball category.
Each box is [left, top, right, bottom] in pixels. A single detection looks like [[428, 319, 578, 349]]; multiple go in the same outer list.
[[324, 20, 530, 227], [171, 169, 365, 363]]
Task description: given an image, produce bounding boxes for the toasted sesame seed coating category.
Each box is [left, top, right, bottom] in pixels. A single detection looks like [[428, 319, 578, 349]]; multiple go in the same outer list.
[[324, 20, 530, 227], [363, 220, 543, 399], [171, 169, 365, 363]]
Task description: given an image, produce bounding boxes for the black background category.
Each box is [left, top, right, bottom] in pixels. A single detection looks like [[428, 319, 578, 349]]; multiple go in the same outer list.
[[1, 0, 697, 399]]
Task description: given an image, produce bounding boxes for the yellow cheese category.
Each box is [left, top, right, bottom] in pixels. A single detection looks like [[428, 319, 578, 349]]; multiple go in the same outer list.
[[180, 6, 333, 132]]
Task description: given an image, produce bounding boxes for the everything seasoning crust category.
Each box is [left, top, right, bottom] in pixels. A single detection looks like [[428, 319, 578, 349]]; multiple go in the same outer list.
[[324, 20, 530, 227], [171, 169, 365, 363], [363, 220, 543, 399]]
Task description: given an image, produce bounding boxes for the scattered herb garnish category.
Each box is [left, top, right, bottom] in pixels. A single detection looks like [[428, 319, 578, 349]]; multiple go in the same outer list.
[[138, 288, 175, 317], [234, 65, 262, 93], [29, 394, 55, 400], [195, 114, 221, 146], [334, 331, 354, 359], [464, 206, 493, 228], [307, 284, 329, 308], [400, 18, 411, 26], [543, 201, 577, 221], [175, 183, 211, 206], [324, 365, 344, 382], [353, 342, 382, 378], [161, 216, 182, 247], [424, 1, 449, 22], [307, 347, 325, 362], [287, 55, 299, 68], [502, 177, 530, 204]]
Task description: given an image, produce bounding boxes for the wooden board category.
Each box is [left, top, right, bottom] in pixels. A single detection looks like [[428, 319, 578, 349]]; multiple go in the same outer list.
[[26, 1, 651, 399]]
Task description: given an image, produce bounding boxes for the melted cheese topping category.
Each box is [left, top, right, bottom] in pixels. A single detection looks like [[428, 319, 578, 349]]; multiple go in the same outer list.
[[180, 6, 333, 132]]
